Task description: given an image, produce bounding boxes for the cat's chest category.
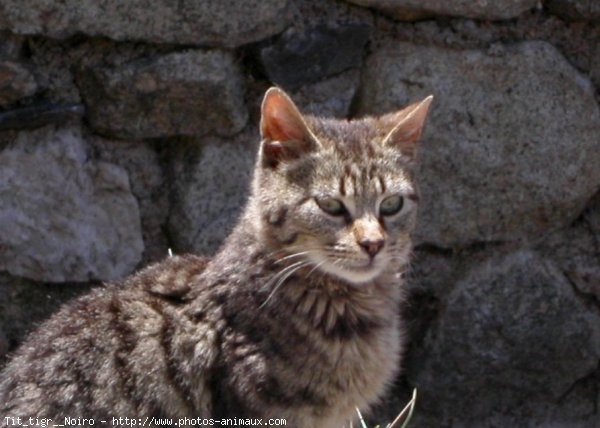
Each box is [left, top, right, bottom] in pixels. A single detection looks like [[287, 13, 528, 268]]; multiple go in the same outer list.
[[206, 271, 403, 424], [280, 282, 401, 395], [322, 317, 401, 404], [282, 317, 402, 427]]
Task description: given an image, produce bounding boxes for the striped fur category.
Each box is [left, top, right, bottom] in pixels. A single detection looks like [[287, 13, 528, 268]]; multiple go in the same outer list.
[[0, 88, 432, 427]]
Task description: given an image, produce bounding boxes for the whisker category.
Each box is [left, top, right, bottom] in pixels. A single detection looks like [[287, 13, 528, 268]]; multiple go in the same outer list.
[[268, 260, 307, 284], [275, 250, 314, 264], [260, 261, 310, 309], [305, 260, 326, 279], [264, 245, 322, 261], [328, 256, 346, 269], [325, 243, 349, 251], [273, 263, 308, 293]]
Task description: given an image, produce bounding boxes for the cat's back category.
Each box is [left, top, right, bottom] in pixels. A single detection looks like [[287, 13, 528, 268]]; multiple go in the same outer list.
[[0, 254, 211, 420]]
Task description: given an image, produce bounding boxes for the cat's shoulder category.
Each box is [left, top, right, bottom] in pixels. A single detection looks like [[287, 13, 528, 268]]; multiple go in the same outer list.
[[43, 253, 211, 324], [125, 253, 210, 299]]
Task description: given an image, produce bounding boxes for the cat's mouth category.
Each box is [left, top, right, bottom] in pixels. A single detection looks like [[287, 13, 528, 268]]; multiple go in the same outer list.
[[351, 256, 386, 271]]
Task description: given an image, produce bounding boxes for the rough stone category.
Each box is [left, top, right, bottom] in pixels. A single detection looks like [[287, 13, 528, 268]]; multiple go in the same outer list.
[[0, 125, 144, 282], [401, 244, 505, 379], [291, 69, 361, 118], [0, 31, 24, 60], [591, 43, 600, 89], [588, 192, 600, 233], [0, 273, 93, 363], [356, 41, 600, 248], [539, 191, 600, 300], [0, 61, 37, 106], [344, 0, 538, 20], [407, 250, 600, 426], [259, 23, 371, 89], [545, 0, 600, 21], [0, 0, 293, 48], [79, 50, 248, 140], [90, 137, 169, 264], [293, 0, 375, 29], [168, 127, 258, 255], [27, 37, 166, 105]]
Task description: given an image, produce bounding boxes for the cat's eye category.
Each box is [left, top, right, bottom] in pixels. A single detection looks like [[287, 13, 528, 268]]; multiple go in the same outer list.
[[379, 195, 404, 216], [316, 197, 347, 216]]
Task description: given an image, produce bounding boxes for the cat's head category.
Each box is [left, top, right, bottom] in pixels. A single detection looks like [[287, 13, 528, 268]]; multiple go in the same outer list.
[[250, 87, 432, 285]]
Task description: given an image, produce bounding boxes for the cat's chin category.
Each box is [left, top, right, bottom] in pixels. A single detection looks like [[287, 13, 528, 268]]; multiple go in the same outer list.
[[315, 258, 386, 286]]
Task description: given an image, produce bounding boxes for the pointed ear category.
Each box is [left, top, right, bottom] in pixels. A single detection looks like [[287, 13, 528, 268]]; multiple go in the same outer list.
[[260, 87, 316, 168], [381, 95, 433, 159]]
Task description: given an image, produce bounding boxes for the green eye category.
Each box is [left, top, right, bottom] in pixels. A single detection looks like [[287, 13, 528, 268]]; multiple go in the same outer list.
[[316, 197, 347, 216], [379, 195, 404, 216]]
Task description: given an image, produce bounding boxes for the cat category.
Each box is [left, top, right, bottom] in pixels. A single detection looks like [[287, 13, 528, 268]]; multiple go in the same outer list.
[[0, 87, 432, 427]]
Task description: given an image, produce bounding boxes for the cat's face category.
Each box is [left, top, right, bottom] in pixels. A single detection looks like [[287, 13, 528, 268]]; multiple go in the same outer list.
[[252, 88, 432, 285]]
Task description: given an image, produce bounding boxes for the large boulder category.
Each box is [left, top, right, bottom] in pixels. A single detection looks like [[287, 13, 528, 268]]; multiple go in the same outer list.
[[0, 0, 293, 48], [79, 50, 248, 140], [0, 125, 143, 282], [539, 191, 600, 300], [408, 250, 600, 426], [291, 69, 361, 118], [259, 23, 371, 89], [356, 41, 600, 248], [168, 127, 258, 255], [90, 137, 169, 264], [344, 0, 538, 20]]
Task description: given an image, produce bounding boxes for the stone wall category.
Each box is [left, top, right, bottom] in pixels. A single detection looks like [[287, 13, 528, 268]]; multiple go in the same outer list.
[[0, 1, 599, 426]]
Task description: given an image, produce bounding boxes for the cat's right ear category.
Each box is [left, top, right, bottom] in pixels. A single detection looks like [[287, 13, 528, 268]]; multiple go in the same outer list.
[[260, 87, 317, 168]]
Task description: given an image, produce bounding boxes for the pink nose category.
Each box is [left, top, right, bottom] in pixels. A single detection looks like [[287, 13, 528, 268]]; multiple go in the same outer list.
[[359, 238, 384, 257]]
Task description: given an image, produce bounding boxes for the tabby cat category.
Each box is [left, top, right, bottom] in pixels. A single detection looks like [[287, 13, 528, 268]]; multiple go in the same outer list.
[[0, 88, 432, 427]]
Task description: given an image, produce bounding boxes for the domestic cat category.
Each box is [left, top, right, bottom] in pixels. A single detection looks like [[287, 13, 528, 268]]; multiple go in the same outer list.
[[0, 88, 432, 427]]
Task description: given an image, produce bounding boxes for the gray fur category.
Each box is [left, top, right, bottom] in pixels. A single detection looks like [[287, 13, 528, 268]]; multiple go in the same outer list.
[[0, 89, 432, 427]]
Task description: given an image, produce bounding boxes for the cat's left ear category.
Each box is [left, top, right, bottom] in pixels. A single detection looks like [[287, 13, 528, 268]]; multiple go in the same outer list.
[[260, 87, 318, 168], [381, 95, 434, 159]]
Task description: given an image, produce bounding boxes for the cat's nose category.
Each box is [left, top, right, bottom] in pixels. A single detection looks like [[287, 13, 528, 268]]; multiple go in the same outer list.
[[359, 238, 385, 258]]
